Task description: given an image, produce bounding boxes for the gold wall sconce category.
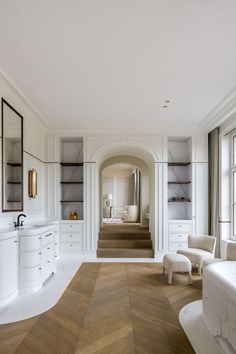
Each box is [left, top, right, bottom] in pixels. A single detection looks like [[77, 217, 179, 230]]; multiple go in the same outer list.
[[28, 169, 37, 198]]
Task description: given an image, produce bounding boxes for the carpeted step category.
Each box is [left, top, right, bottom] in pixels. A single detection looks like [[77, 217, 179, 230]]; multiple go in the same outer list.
[[98, 239, 152, 248], [99, 232, 151, 240], [97, 248, 154, 258]]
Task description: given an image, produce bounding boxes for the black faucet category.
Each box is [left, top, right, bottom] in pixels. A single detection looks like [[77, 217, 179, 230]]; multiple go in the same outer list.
[[14, 214, 27, 227]]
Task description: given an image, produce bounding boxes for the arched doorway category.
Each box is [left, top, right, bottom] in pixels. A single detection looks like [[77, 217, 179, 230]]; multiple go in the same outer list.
[[84, 139, 161, 257], [91, 142, 156, 258]]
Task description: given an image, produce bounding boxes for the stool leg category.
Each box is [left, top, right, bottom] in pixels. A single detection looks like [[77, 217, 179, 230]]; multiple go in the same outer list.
[[168, 271, 172, 285], [163, 266, 165, 274], [188, 272, 192, 285]]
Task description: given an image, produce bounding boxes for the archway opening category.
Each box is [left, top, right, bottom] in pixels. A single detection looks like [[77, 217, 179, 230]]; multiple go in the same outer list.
[[97, 155, 154, 258]]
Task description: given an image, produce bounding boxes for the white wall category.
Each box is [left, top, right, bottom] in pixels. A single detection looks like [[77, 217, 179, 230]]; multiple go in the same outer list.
[[0, 72, 48, 227]]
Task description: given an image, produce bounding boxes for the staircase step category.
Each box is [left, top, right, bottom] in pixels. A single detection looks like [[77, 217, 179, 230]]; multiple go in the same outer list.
[[99, 232, 151, 240], [98, 240, 152, 248], [97, 248, 154, 258]]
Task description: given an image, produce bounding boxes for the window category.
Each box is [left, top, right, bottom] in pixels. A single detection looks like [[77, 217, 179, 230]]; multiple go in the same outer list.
[[232, 134, 236, 238]]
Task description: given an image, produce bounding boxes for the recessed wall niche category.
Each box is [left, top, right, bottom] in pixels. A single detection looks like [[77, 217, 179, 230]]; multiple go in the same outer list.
[[168, 137, 192, 220], [60, 138, 84, 220]]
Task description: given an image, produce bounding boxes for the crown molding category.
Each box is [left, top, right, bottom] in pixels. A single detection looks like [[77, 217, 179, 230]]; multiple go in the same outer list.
[[47, 125, 206, 137], [0, 67, 49, 128], [200, 86, 236, 132]]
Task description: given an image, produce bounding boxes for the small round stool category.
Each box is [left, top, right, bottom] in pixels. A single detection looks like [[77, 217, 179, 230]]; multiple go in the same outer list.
[[163, 254, 192, 285]]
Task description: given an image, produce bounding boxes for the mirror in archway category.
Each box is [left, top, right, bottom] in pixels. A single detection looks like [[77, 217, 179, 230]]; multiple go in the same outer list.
[[1, 98, 23, 212]]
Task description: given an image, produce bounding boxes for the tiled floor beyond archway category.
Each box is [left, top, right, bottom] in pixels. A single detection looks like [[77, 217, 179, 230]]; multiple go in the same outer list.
[[0, 263, 202, 354]]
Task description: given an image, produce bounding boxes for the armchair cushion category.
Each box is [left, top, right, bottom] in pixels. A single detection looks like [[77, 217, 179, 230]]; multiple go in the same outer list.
[[177, 248, 214, 265]]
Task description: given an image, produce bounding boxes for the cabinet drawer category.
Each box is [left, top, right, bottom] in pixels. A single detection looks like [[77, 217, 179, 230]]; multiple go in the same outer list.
[[19, 266, 41, 284], [19, 250, 41, 267], [60, 223, 82, 233], [60, 242, 82, 252], [169, 234, 189, 242], [169, 223, 192, 233], [20, 235, 41, 251], [169, 242, 188, 252], [42, 232, 54, 246], [42, 245, 54, 261], [60, 233, 82, 243]]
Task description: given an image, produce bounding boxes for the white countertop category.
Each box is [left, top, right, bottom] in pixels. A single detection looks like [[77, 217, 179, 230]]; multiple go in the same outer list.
[[0, 223, 57, 238]]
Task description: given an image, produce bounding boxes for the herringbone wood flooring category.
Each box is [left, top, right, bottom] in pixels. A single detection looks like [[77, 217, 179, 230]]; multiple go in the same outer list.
[[0, 263, 201, 354]]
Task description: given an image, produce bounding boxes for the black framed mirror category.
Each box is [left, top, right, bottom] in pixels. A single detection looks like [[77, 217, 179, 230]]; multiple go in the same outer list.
[[1, 98, 23, 212]]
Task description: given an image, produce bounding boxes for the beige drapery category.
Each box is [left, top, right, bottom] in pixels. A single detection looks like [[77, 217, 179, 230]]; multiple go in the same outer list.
[[208, 127, 220, 257]]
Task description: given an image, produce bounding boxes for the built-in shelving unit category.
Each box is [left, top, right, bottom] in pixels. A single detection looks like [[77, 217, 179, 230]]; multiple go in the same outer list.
[[168, 138, 192, 220], [167, 137, 193, 252], [60, 138, 84, 220]]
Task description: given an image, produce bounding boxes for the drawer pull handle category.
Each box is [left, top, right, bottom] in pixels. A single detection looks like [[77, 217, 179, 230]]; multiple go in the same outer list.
[[70, 244, 72, 246], [47, 261, 50, 263], [70, 235, 73, 237], [45, 233, 53, 237], [38, 252, 42, 255], [178, 225, 181, 228], [47, 247, 50, 250], [14, 240, 18, 243], [178, 235, 182, 237], [38, 237, 42, 240], [38, 267, 42, 270]]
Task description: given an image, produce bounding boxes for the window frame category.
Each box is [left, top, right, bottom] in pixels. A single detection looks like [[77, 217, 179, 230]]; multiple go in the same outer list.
[[231, 132, 236, 240]]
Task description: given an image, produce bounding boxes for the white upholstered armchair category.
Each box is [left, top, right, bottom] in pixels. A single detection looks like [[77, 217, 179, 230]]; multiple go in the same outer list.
[[177, 235, 216, 275]]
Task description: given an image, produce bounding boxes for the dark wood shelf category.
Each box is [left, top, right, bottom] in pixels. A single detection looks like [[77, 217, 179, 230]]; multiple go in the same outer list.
[[7, 163, 22, 167], [168, 181, 191, 184], [168, 162, 191, 166], [60, 200, 84, 203], [60, 181, 83, 184], [168, 200, 191, 203], [7, 181, 22, 185], [60, 162, 83, 166]]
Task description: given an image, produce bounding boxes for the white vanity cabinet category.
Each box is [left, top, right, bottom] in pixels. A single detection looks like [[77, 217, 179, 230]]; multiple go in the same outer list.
[[60, 221, 83, 253], [19, 226, 56, 293], [0, 231, 18, 306]]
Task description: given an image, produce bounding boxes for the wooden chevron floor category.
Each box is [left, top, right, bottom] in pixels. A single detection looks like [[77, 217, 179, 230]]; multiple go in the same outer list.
[[0, 263, 202, 354]]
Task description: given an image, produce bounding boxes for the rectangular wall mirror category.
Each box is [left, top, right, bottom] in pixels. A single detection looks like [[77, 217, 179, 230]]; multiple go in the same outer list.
[[1, 98, 23, 212]]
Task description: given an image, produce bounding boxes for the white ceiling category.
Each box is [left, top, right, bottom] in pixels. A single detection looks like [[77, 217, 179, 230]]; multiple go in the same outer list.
[[0, 0, 236, 130]]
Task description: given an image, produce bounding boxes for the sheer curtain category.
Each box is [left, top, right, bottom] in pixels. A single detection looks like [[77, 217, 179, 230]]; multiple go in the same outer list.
[[208, 127, 220, 257]]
